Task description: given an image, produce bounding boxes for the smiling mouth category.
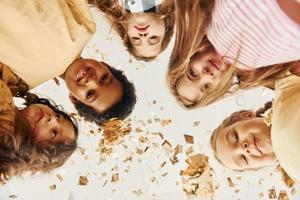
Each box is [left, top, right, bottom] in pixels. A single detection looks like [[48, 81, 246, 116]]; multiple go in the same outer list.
[[209, 60, 220, 70], [76, 68, 88, 82], [134, 25, 149, 32], [253, 136, 263, 155]]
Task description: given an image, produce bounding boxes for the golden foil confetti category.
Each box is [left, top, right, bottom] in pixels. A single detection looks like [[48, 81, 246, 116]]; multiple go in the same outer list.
[[227, 177, 235, 188], [49, 184, 56, 190], [184, 134, 194, 144], [78, 176, 88, 186], [111, 173, 119, 183], [268, 188, 277, 199]]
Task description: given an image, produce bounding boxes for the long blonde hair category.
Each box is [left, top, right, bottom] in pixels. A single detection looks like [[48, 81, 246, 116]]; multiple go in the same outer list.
[[167, 0, 295, 109], [89, 0, 175, 61]]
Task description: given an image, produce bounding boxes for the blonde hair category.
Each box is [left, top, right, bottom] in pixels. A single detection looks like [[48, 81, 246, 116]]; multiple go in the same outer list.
[[167, 0, 295, 109], [210, 101, 273, 163], [89, 0, 175, 61]]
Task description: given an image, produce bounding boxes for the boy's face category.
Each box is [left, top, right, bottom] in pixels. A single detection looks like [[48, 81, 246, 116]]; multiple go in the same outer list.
[[64, 59, 123, 113], [126, 13, 166, 58], [215, 113, 276, 170]]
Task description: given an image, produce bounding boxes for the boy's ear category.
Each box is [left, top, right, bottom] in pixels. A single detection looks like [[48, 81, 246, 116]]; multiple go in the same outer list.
[[240, 111, 255, 119], [69, 94, 78, 104]]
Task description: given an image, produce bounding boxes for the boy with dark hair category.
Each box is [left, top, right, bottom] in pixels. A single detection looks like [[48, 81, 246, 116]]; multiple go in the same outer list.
[[63, 58, 137, 124]]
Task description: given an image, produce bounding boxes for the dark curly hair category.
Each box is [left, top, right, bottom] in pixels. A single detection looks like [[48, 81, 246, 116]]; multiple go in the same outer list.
[[73, 64, 137, 125], [0, 93, 79, 183]]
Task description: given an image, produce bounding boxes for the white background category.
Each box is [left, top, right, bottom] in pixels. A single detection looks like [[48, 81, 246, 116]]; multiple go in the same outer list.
[[0, 8, 299, 200]]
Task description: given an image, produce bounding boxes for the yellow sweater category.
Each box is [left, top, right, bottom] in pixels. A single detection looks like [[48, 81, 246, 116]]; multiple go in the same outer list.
[[272, 74, 300, 183], [0, 0, 95, 88]]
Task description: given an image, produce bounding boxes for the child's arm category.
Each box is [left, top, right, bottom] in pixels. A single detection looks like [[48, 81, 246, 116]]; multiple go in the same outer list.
[[0, 63, 28, 96], [277, 0, 300, 25]]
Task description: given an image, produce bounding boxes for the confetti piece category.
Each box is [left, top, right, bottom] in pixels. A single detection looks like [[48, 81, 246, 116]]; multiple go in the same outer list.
[[268, 188, 277, 199], [53, 77, 60, 85], [133, 189, 143, 196], [111, 173, 119, 183], [184, 134, 194, 144], [78, 176, 88, 186], [49, 184, 56, 190], [278, 191, 289, 200], [227, 177, 235, 188], [56, 174, 63, 182], [9, 195, 17, 199]]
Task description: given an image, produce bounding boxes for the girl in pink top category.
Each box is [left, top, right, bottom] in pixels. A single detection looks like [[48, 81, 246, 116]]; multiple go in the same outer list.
[[167, 0, 300, 108]]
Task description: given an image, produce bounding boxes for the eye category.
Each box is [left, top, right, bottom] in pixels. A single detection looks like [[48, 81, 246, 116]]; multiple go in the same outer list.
[[47, 117, 51, 122], [55, 113, 60, 119], [234, 130, 239, 143], [242, 155, 248, 165], [51, 129, 57, 139], [188, 67, 198, 79], [149, 36, 158, 40], [100, 74, 108, 83], [86, 90, 95, 99], [131, 36, 140, 41]]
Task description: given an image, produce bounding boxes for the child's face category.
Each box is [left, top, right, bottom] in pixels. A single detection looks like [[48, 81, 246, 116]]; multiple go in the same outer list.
[[64, 59, 123, 113], [20, 104, 76, 143], [126, 13, 165, 58], [214, 115, 276, 170], [176, 47, 229, 106]]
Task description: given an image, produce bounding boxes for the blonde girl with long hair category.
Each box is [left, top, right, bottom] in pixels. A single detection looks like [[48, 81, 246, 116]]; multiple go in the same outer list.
[[167, 0, 300, 108], [89, 0, 175, 61]]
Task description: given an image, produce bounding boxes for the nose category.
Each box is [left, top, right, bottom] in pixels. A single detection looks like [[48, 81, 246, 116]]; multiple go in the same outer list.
[[242, 141, 251, 154], [138, 32, 148, 37], [202, 67, 215, 77]]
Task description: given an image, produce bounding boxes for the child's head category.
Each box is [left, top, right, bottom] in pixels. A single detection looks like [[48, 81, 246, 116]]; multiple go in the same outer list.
[[63, 58, 136, 124], [90, 0, 175, 61], [0, 94, 78, 183], [210, 105, 276, 170], [168, 37, 293, 109]]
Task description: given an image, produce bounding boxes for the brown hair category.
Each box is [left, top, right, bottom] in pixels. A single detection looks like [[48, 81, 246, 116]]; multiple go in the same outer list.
[[89, 0, 175, 61], [167, 0, 295, 109], [0, 95, 79, 183], [210, 101, 273, 164]]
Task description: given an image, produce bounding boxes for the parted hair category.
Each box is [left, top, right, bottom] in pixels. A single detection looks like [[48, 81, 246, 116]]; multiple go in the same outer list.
[[89, 0, 175, 61], [0, 93, 78, 183]]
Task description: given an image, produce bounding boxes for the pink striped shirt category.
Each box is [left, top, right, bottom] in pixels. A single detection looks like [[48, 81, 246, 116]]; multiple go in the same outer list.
[[207, 0, 300, 69]]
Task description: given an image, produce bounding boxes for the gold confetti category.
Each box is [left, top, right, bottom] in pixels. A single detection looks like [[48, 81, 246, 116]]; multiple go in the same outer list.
[[268, 188, 277, 199], [184, 134, 194, 144], [9, 195, 17, 199], [49, 184, 56, 190], [111, 173, 119, 183], [56, 174, 63, 182], [227, 177, 235, 188], [278, 191, 289, 200], [78, 176, 88, 186], [53, 77, 60, 85], [133, 189, 143, 196]]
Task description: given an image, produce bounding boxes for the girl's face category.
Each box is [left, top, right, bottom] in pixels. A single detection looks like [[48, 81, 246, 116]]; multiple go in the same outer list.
[[176, 47, 229, 106], [20, 104, 76, 144], [126, 13, 166, 58], [215, 113, 276, 170]]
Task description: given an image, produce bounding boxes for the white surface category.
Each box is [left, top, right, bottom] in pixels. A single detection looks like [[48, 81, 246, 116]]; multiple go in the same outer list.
[[1, 8, 299, 200]]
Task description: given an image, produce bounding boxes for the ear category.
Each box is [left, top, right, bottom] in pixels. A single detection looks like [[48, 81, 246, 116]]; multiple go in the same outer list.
[[69, 93, 78, 104], [240, 111, 255, 119]]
